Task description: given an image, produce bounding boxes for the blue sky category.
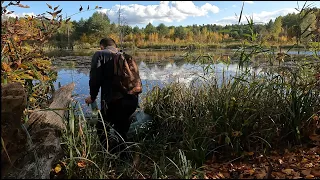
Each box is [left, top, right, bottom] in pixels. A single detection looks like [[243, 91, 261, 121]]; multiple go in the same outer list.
[[5, 1, 320, 28]]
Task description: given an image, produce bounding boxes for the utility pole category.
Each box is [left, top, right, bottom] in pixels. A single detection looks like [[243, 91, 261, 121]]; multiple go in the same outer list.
[[118, 2, 123, 49], [66, 13, 70, 50]]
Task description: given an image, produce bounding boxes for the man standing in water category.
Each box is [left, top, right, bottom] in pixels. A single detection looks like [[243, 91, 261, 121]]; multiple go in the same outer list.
[[85, 38, 141, 153]]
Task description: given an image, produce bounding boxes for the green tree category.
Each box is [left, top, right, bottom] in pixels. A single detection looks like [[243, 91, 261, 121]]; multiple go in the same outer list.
[[266, 19, 274, 32], [121, 25, 133, 37], [156, 23, 169, 38], [144, 22, 156, 35], [54, 21, 75, 49], [174, 26, 187, 40], [282, 13, 299, 28], [72, 18, 88, 40], [133, 26, 140, 34], [87, 12, 111, 39]]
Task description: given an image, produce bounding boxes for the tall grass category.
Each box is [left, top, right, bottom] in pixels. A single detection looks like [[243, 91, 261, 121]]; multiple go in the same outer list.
[[58, 100, 152, 179], [141, 61, 319, 164], [51, 1, 320, 178]]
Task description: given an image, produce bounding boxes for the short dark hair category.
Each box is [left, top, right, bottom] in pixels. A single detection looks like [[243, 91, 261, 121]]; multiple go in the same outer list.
[[100, 38, 117, 47]]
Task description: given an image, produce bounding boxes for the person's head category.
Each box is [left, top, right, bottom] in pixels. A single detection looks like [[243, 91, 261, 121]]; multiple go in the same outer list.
[[100, 38, 117, 50]]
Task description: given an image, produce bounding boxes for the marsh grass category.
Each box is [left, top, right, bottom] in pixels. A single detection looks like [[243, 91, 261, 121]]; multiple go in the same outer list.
[[141, 62, 319, 162], [50, 2, 320, 179], [58, 100, 146, 179]]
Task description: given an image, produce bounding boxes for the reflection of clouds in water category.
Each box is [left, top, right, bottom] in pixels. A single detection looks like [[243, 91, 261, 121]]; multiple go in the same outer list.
[[139, 61, 262, 87], [55, 61, 262, 114]]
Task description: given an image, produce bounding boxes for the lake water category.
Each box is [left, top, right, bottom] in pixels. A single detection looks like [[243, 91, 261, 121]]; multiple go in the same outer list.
[[54, 61, 257, 116], [52, 49, 318, 116]]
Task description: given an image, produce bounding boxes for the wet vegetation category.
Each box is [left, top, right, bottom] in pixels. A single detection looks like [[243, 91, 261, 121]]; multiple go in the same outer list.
[[1, 1, 320, 179]]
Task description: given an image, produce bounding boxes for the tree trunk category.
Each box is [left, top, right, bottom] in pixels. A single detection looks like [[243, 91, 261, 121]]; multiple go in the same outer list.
[[2, 83, 75, 179]]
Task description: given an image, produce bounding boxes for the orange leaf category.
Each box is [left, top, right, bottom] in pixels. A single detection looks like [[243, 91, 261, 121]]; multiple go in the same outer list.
[[231, 131, 242, 137], [244, 169, 255, 176], [246, 151, 254, 156], [302, 169, 312, 176], [77, 161, 86, 168], [306, 175, 314, 179], [217, 172, 225, 178], [2, 62, 11, 72], [282, 169, 294, 175]]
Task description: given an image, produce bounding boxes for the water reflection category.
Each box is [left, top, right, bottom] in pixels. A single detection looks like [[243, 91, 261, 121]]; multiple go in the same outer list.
[[54, 60, 261, 117], [51, 48, 317, 118]]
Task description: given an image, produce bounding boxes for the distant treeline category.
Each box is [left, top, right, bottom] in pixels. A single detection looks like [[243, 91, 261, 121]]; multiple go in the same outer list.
[[3, 7, 320, 49]]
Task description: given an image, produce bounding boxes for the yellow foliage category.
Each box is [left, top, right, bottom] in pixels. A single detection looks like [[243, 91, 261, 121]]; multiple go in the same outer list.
[[279, 36, 287, 43], [1, 62, 11, 72], [54, 164, 62, 173]]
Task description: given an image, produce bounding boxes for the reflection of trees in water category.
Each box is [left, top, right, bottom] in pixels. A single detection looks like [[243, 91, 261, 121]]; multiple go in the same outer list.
[[143, 62, 158, 70], [134, 51, 185, 62], [174, 59, 187, 68], [54, 52, 193, 76], [155, 63, 167, 71], [75, 68, 90, 75]]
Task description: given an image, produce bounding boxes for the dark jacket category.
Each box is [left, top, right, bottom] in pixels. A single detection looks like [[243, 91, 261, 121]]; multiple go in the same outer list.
[[89, 46, 118, 104]]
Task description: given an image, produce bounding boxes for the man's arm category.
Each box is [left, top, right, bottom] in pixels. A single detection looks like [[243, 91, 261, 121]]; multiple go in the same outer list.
[[89, 52, 102, 102]]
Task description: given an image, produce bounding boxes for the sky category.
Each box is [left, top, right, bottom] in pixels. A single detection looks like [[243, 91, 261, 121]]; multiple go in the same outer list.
[[4, 1, 320, 28]]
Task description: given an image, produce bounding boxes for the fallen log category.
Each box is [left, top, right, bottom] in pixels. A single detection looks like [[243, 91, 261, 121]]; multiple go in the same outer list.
[[3, 83, 75, 179]]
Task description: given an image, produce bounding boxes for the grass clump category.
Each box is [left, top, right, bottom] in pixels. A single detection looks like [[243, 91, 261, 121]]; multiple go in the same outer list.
[[140, 61, 319, 170]]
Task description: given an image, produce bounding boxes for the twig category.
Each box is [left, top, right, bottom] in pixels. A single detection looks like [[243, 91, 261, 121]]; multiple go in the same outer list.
[[263, 151, 273, 179], [226, 155, 244, 164]]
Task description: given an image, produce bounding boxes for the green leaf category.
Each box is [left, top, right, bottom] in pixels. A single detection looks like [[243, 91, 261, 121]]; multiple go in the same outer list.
[[225, 136, 231, 144]]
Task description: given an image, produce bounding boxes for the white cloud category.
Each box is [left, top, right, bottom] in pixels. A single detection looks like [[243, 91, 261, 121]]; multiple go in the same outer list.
[[244, 1, 254, 4], [215, 8, 299, 26], [232, 5, 237, 8], [97, 1, 219, 25], [3, 12, 35, 18]]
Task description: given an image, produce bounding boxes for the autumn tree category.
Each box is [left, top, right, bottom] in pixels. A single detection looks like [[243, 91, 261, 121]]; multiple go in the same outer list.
[[271, 16, 283, 41]]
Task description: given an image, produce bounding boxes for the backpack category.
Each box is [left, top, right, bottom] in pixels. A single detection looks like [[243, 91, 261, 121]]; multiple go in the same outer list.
[[111, 50, 142, 96]]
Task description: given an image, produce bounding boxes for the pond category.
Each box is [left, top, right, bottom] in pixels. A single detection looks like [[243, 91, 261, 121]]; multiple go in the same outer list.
[[51, 49, 317, 117]]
